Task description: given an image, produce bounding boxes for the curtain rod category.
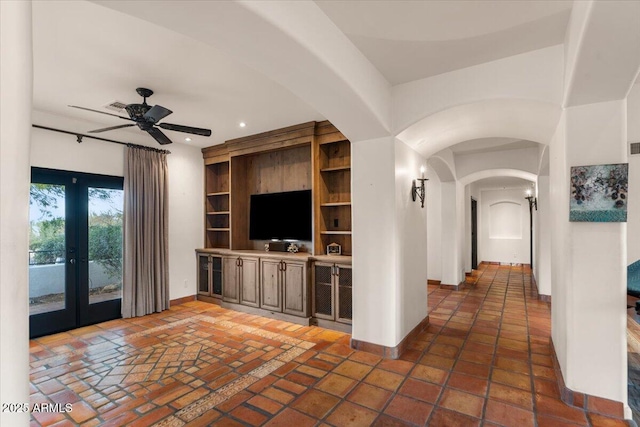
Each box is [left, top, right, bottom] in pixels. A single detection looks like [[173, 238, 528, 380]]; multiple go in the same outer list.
[[32, 124, 171, 154]]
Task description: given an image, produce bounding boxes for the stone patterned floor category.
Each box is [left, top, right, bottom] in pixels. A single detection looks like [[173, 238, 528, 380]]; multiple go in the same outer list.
[[29, 264, 628, 426]]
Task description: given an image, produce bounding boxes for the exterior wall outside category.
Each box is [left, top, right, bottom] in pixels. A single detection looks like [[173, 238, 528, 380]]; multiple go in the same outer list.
[[29, 262, 118, 298]]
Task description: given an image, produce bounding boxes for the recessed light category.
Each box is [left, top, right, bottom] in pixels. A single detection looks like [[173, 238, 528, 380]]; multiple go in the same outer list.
[[185, 137, 192, 142], [239, 122, 246, 128]]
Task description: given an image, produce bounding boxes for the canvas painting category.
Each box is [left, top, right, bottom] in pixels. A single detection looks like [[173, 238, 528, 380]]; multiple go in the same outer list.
[[570, 163, 628, 222]]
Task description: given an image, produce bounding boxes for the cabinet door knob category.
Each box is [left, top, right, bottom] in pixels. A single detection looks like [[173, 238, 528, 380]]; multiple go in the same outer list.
[[335, 266, 340, 276], [282, 261, 286, 271]]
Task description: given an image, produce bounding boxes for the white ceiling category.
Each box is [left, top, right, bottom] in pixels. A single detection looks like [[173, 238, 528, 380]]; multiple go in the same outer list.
[[315, 0, 573, 84], [32, 1, 324, 148], [474, 176, 535, 191], [449, 138, 540, 156], [32, 0, 574, 152]]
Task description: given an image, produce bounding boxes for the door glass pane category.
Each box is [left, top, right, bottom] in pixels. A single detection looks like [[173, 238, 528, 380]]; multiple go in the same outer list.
[[88, 188, 123, 305], [29, 183, 66, 315]]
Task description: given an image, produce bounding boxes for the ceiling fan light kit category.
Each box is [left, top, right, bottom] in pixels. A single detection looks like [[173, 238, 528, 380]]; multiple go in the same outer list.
[[69, 87, 211, 145]]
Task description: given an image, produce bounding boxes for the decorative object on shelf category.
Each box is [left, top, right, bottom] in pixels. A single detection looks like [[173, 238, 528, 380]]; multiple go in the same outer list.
[[264, 243, 270, 252], [287, 243, 299, 253], [569, 163, 628, 222], [411, 165, 429, 208], [327, 242, 342, 256]]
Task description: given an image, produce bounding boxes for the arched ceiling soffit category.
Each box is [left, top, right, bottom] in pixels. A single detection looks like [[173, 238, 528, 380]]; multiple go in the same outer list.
[[428, 156, 456, 182], [459, 169, 538, 186], [91, 0, 392, 142], [396, 99, 561, 158]]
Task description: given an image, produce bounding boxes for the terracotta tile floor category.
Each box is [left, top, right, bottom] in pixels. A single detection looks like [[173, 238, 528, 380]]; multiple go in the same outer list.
[[29, 264, 628, 426]]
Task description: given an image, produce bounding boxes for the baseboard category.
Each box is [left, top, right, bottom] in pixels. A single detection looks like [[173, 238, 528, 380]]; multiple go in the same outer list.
[[531, 273, 551, 303], [351, 315, 429, 359], [427, 279, 441, 286], [217, 300, 312, 326], [170, 294, 196, 307], [538, 294, 552, 303], [549, 340, 625, 420], [312, 318, 352, 334], [440, 281, 466, 291]]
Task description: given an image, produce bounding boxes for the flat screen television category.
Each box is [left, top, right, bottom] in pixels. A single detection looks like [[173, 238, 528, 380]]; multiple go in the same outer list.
[[249, 190, 312, 241]]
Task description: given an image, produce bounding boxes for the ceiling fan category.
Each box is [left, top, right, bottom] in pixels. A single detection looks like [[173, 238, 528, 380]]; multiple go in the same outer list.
[[69, 88, 211, 145]]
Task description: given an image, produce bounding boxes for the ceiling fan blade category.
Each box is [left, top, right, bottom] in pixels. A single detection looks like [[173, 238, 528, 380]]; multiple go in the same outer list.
[[147, 127, 173, 145], [88, 124, 135, 134], [69, 105, 132, 121], [158, 122, 212, 137], [143, 105, 172, 123]]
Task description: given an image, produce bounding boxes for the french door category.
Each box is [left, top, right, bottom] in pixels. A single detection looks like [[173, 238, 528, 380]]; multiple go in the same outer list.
[[29, 168, 124, 338]]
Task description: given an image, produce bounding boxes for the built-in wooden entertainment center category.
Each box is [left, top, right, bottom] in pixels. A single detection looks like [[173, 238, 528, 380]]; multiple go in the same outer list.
[[196, 121, 352, 331]]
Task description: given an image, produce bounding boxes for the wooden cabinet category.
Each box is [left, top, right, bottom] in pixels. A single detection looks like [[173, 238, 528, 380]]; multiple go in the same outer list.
[[222, 256, 239, 303], [313, 262, 352, 324], [283, 261, 308, 316], [199, 121, 352, 330], [223, 255, 259, 307], [260, 258, 309, 316], [197, 253, 222, 299], [260, 260, 282, 311]]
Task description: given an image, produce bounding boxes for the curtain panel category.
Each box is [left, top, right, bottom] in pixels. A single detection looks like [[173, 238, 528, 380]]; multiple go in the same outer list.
[[122, 146, 169, 318]]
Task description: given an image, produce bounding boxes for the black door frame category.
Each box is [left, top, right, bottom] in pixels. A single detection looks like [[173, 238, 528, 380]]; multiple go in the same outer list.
[[471, 197, 478, 270], [30, 167, 123, 338]]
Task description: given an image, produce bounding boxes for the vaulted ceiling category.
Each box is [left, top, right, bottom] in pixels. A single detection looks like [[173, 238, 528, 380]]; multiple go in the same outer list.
[[32, 0, 576, 151]]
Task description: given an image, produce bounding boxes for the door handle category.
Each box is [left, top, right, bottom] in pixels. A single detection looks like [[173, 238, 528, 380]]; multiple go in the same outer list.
[[335, 266, 340, 277], [281, 261, 286, 272], [239, 258, 243, 267]]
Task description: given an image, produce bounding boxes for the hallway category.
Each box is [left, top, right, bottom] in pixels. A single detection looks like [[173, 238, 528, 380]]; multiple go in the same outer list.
[[29, 264, 626, 426]]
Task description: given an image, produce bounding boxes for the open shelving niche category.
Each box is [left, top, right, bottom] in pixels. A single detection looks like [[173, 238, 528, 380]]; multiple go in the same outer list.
[[314, 136, 352, 256], [205, 158, 230, 249]]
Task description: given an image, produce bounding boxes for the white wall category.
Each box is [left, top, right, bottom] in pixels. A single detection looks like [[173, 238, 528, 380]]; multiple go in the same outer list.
[[628, 83, 640, 264], [352, 136, 428, 349], [30, 112, 203, 301], [426, 167, 442, 281], [535, 175, 551, 296], [394, 139, 428, 340], [0, 2, 33, 425], [352, 137, 398, 347], [479, 188, 531, 264], [552, 100, 628, 405]]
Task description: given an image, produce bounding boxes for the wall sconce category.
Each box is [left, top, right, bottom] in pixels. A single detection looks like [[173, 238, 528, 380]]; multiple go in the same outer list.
[[412, 166, 429, 208], [525, 189, 537, 211]]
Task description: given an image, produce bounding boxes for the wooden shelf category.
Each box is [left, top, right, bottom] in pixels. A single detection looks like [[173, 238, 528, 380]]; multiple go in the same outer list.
[[207, 191, 230, 197], [320, 165, 350, 172], [320, 202, 351, 207], [207, 211, 230, 215], [320, 231, 352, 235], [207, 228, 230, 232]]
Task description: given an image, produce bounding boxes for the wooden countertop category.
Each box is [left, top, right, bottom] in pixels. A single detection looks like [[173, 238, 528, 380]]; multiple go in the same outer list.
[[195, 248, 351, 264]]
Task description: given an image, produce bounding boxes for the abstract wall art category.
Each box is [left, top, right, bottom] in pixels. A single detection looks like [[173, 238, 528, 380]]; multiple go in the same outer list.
[[570, 163, 628, 222]]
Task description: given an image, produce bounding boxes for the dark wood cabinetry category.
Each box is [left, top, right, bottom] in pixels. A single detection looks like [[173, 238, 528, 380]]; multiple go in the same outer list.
[[198, 121, 352, 330], [313, 262, 352, 325], [223, 255, 259, 307], [197, 253, 223, 301]]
